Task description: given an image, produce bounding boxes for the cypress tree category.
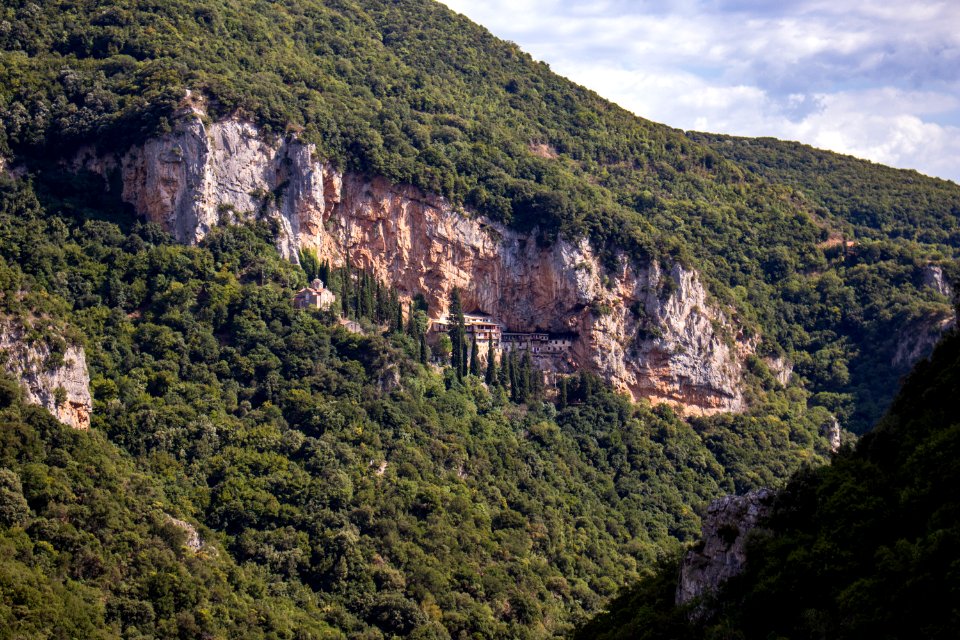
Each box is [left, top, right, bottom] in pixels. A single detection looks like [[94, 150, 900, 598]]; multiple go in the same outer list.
[[406, 301, 416, 336], [558, 376, 568, 409], [509, 352, 519, 401], [497, 348, 510, 388], [363, 273, 375, 319], [341, 266, 351, 316], [485, 340, 497, 384], [319, 260, 330, 284], [518, 352, 533, 402], [470, 336, 480, 377], [351, 269, 361, 318], [529, 355, 544, 399], [449, 289, 467, 380], [419, 333, 429, 364], [578, 370, 592, 401], [299, 248, 320, 281]]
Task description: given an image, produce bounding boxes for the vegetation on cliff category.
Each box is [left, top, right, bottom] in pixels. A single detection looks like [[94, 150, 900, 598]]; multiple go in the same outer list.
[[0, 0, 957, 636]]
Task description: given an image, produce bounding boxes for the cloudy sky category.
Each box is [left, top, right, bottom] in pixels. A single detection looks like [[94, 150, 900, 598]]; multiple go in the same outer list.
[[439, 0, 960, 184]]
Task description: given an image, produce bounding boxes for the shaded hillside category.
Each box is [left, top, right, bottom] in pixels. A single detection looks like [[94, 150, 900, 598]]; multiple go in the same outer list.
[[576, 324, 960, 639], [0, 371, 340, 639]]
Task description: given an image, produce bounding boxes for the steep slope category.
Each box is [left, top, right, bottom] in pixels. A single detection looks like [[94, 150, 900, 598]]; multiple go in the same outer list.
[[73, 110, 748, 413], [0, 169, 839, 637], [3, 0, 958, 430], [1, 1, 955, 635], [687, 131, 960, 429], [575, 324, 960, 640]]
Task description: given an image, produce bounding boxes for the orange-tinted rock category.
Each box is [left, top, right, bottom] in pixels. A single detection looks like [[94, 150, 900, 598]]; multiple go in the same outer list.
[[0, 317, 92, 430], [111, 115, 749, 414]]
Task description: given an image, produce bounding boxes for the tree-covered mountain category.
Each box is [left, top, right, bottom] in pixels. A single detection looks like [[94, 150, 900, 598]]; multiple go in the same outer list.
[[0, 0, 957, 637], [0, 169, 843, 637], [575, 319, 960, 640], [2, 0, 957, 432]]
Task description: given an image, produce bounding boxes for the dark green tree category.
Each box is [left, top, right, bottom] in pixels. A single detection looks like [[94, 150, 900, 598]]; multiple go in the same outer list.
[[419, 332, 429, 364], [498, 349, 511, 388], [318, 260, 330, 284], [449, 289, 467, 379], [469, 336, 480, 377], [485, 340, 497, 385], [0, 469, 29, 528], [517, 352, 534, 402], [299, 248, 321, 281], [509, 352, 519, 401], [406, 301, 417, 336]]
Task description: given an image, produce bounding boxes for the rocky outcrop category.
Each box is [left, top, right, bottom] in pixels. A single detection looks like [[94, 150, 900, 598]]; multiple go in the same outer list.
[[165, 514, 205, 553], [0, 318, 92, 429], [893, 312, 956, 369], [763, 355, 793, 387], [922, 264, 954, 300], [81, 111, 749, 414], [116, 116, 321, 260], [822, 416, 842, 452], [308, 175, 748, 412], [893, 265, 958, 370], [677, 488, 775, 607]]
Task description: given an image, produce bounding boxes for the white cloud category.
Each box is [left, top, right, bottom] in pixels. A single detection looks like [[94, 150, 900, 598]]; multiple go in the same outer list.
[[439, 0, 960, 182]]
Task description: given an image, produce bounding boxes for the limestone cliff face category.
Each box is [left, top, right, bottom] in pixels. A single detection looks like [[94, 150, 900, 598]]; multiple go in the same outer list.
[[893, 265, 958, 370], [676, 488, 775, 607], [922, 264, 954, 300], [0, 318, 92, 430], [115, 114, 325, 260], [312, 175, 748, 412], [893, 311, 956, 370], [94, 114, 748, 413]]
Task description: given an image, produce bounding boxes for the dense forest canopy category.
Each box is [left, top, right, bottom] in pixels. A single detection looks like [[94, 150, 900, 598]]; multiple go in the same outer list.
[[1, 0, 957, 432], [0, 0, 957, 637], [0, 171, 839, 637], [576, 321, 960, 640]]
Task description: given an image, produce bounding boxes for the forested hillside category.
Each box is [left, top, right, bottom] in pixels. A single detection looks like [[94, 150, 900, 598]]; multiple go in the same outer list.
[[2, 0, 956, 432], [0, 171, 842, 636], [0, 0, 957, 637], [576, 320, 960, 640]]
